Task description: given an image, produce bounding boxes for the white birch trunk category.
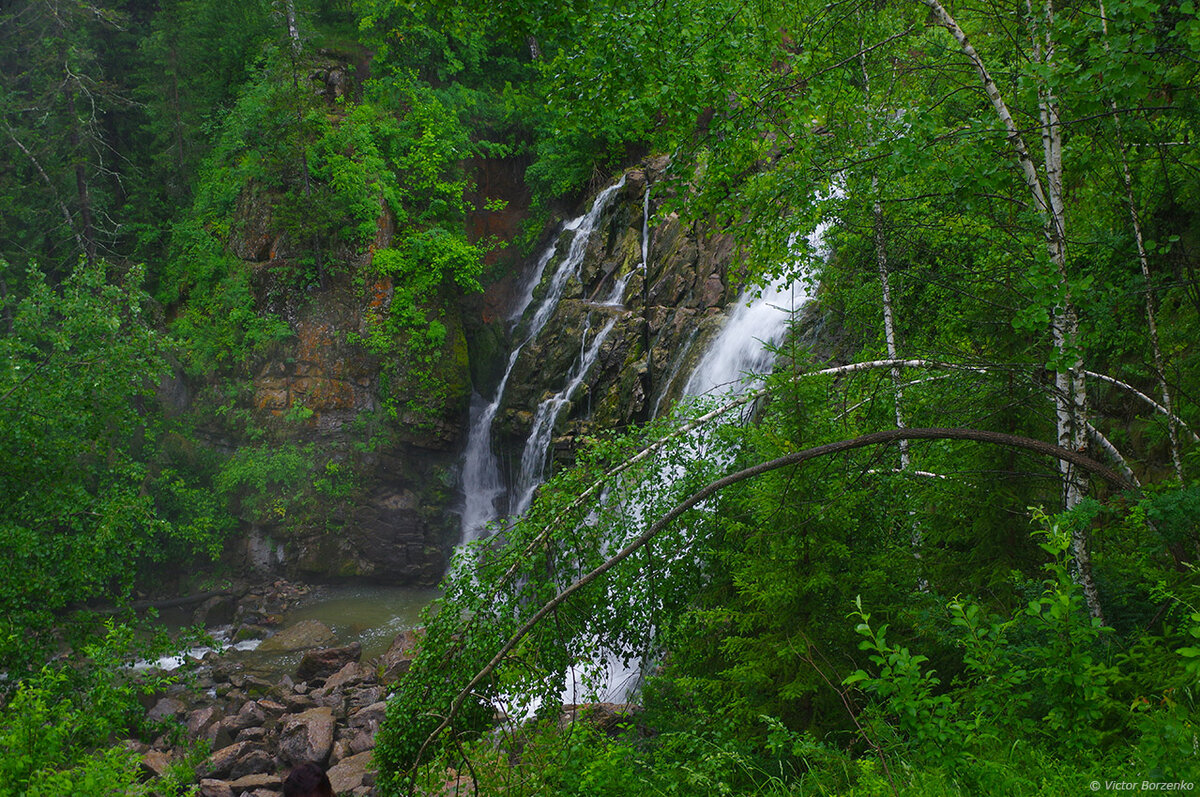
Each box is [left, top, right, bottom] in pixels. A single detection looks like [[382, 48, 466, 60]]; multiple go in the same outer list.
[[919, 0, 1101, 620], [284, 0, 301, 53], [1098, 0, 1182, 480]]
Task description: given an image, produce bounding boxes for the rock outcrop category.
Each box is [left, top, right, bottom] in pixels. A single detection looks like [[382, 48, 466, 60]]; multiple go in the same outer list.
[[184, 143, 772, 588], [490, 157, 745, 468]]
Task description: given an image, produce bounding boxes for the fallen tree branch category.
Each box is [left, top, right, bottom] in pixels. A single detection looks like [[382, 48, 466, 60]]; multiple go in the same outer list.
[[494, 358, 993, 590], [1085, 370, 1199, 443], [90, 589, 235, 615], [411, 427, 1135, 777], [1085, 421, 1140, 487]]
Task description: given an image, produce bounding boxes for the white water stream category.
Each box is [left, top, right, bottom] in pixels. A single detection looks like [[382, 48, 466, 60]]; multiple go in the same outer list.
[[460, 172, 837, 712], [458, 178, 626, 543], [512, 316, 618, 518], [573, 191, 838, 706]]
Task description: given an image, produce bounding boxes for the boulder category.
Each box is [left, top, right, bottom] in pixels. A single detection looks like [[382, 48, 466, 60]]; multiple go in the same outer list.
[[147, 696, 186, 723], [207, 718, 235, 750], [203, 741, 252, 779], [226, 700, 267, 733], [347, 730, 375, 755], [229, 748, 275, 780], [187, 705, 223, 737], [234, 727, 268, 744], [327, 750, 374, 793], [228, 773, 281, 791], [296, 641, 361, 682], [282, 693, 316, 713], [193, 594, 237, 626], [313, 660, 366, 694], [256, 620, 335, 653], [348, 685, 384, 710], [258, 698, 288, 717], [379, 629, 420, 684], [348, 701, 386, 734], [140, 749, 172, 779], [279, 706, 335, 766], [198, 779, 234, 797]]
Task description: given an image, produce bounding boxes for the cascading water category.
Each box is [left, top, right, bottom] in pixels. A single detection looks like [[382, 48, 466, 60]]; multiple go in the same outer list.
[[511, 316, 618, 518], [458, 177, 626, 543], [682, 217, 833, 401], [579, 191, 839, 705], [463, 169, 838, 713], [681, 274, 806, 400]]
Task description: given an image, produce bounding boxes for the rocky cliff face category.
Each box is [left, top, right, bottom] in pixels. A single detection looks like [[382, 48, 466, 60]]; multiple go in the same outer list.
[[491, 158, 743, 471], [187, 150, 764, 585], [183, 185, 469, 586]]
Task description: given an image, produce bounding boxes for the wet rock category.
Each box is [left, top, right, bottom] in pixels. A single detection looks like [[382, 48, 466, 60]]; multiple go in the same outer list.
[[257, 620, 335, 653], [296, 641, 361, 682], [278, 706, 335, 766], [147, 696, 186, 723], [244, 674, 276, 696], [198, 779, 235, 797], [699, 273, 725, 308], [327, 750, 374, 793], [313, 660, 366, 694], [194, 594, 237, 626]]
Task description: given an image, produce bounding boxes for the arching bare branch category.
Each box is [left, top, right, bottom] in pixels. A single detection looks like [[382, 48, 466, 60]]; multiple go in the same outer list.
[[412, 427, 1134, 776]]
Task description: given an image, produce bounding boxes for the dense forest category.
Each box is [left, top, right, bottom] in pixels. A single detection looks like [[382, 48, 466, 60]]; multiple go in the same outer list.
[[2, 0, 1199, 793]]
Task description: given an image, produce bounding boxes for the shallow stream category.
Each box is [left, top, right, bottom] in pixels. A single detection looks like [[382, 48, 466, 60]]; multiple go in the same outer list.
[[144, 584, 439, 678]]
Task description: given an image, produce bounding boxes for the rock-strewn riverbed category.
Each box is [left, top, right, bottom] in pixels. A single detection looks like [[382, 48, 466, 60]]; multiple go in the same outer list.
[[129, 581, 429, 796]]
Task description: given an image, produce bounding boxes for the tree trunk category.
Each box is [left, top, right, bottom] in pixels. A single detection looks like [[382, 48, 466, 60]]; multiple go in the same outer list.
[[1098, 0, 1182, 481], [918, 0, 1101, 620], [63, 66, 97, 266]]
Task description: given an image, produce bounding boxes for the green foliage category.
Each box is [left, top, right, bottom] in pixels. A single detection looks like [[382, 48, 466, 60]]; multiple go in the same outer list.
[[0, 258, 232, 672], [839, 514, 1195, 787], [0, 621, 191, 797], [213, 441, 357, 528]]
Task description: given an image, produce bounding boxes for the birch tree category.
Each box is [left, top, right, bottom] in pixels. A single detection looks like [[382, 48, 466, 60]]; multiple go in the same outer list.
[[916, 0, 1102, 618]]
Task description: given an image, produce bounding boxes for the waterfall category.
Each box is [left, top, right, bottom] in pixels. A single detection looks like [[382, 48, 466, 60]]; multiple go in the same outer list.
[[458, 177, 626, 543], [511, 315, 618, 518], [582, 192, 838, 706], [477, 173, 838, 715], [681, 276, 806, 399], [682, 205, 836, 402]]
